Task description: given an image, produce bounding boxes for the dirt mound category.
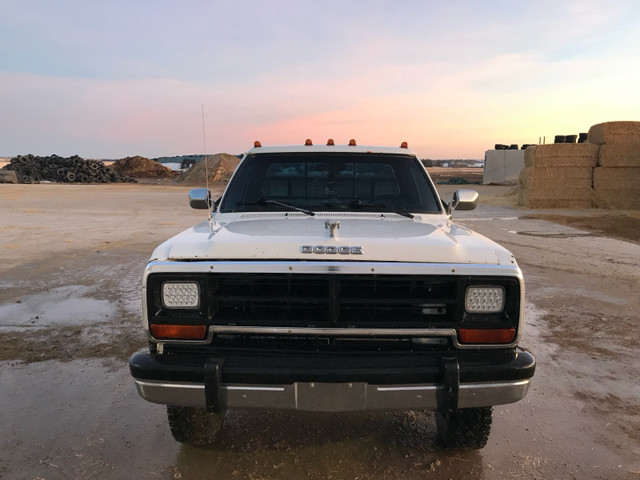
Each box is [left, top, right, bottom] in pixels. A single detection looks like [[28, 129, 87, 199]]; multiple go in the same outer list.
[[176, 153, 241, 185], [110, 156, 176, 178]]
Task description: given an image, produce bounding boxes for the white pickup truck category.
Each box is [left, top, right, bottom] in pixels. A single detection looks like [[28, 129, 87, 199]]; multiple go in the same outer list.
[[129, 140, 535, 449]]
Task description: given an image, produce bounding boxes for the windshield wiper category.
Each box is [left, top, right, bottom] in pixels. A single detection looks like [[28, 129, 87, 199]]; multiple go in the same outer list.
[[238, 199, 315, 216], [347, 200, 414, 219]]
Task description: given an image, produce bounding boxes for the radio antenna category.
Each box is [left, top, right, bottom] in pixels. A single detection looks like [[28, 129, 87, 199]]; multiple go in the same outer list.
[[201, 104, 212, 223]]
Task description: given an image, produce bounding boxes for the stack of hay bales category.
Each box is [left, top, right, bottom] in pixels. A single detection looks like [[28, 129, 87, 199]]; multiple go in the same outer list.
[[588, 121, 640, 209], [518, 143, 599, 208]]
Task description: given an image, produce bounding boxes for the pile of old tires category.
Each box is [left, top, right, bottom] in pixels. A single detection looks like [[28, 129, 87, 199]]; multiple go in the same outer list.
[[3, 154, 135, 184]]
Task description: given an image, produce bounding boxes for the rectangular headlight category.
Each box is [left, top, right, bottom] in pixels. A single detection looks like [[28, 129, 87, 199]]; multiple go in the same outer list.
[[162, 281, 200, 309], [465, 286, 505, 313]]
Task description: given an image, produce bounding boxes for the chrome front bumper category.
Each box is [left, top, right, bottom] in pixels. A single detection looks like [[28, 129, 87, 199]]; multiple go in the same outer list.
[[133, 378, 531, 412]]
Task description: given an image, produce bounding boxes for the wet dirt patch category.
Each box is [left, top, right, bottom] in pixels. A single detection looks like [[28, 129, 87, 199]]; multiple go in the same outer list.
[[542, 308, 636, 359], [164, 409, 489, 480], [522, 213, 640, 244], [0, 322, 145, 363]]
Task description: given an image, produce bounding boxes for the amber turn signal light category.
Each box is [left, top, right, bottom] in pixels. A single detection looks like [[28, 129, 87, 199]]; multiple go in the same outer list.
[[150, 324, 207, 340], [459, 328, 515, 344]]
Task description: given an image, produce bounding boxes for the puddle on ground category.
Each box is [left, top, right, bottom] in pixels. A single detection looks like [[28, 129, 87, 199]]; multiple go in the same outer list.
[[0, 285, 117, 331], [509, 231, 594, 239]]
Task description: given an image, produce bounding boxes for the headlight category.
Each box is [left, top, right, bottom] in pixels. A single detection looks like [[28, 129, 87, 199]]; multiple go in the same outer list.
[[162, 281, 200, 309], [465, 286, 505, 313]]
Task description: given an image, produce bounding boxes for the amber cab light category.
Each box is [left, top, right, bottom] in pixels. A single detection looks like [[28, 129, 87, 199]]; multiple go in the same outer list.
[[327, 138, 335, 145], [254, 140, 262, 148], [150, 324, 207, 340], [400, 141, 408, 148], [459, 328, 515, 344], [305, 138, 313, 146], [348, 139, 357, 146]]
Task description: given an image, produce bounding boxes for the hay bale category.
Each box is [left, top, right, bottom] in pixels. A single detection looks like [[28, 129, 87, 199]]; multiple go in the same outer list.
[[518, 187, 591, 208], [519, 166, 592, 189], [176, 153, 241, 185], [526, 186, 592, 201], [593, 167, 640, 209], [519, 166, 594, 208], [523, 143, 598, 168], [518, 166, 529, 187], [526, 197, 592, 209], [594, 166, 640, 189], [588, 121, 640, 145], [523, 148, 535, 168], [598, 143, 640, 167]]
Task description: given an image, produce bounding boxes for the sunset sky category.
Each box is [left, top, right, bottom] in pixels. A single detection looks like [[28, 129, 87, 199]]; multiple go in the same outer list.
[[2, 0, 639, 159]]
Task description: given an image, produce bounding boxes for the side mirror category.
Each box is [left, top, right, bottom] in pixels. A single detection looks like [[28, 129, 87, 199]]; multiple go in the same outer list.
[[189, 188, 211, 210], [450, 189, 478, 213]]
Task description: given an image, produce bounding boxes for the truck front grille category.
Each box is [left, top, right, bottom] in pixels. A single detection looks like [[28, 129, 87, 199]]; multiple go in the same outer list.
[[207, 274, 458, 329]]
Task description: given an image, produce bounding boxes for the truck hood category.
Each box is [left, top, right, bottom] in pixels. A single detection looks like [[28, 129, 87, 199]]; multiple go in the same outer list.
[[150, 213, 515, 266]]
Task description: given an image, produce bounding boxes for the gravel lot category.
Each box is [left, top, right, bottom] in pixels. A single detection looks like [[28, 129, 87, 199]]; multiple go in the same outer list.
[[1, 183, 639, 479]]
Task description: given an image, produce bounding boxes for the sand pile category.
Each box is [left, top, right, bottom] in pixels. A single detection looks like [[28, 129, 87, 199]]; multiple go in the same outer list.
[[176, 154, 241, 185], [589, 121, 640, 209], [110, 156, 176, 178]]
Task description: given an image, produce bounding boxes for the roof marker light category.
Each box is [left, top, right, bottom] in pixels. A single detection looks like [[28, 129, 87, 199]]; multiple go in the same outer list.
[[305, 139, 313, 146], [400, 141, 408, 148], [327, 139, 335, 146], [254, 140, 262, 148], [348, 139, 357, 146]]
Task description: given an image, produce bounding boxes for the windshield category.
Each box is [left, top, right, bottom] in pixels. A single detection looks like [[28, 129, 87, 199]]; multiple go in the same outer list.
[[219, 152, 442, 214]]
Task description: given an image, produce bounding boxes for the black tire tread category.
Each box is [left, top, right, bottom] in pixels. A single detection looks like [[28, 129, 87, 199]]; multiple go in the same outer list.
[[436, 407, 492, 449], [166, 406, 222, 447]]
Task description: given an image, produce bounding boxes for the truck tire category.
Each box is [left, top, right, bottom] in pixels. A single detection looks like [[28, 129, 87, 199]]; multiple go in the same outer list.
[[166, 406, 223, 447], [435, 407, 492, 449]]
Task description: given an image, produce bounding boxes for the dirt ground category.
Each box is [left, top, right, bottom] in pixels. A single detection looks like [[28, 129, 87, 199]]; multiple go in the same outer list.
[[1, 182, 639, 479]]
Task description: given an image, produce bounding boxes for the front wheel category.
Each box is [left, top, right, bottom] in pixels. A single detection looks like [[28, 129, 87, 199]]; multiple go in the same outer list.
[[435, 407, 492, 449], [167, 406, 223, 447]]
